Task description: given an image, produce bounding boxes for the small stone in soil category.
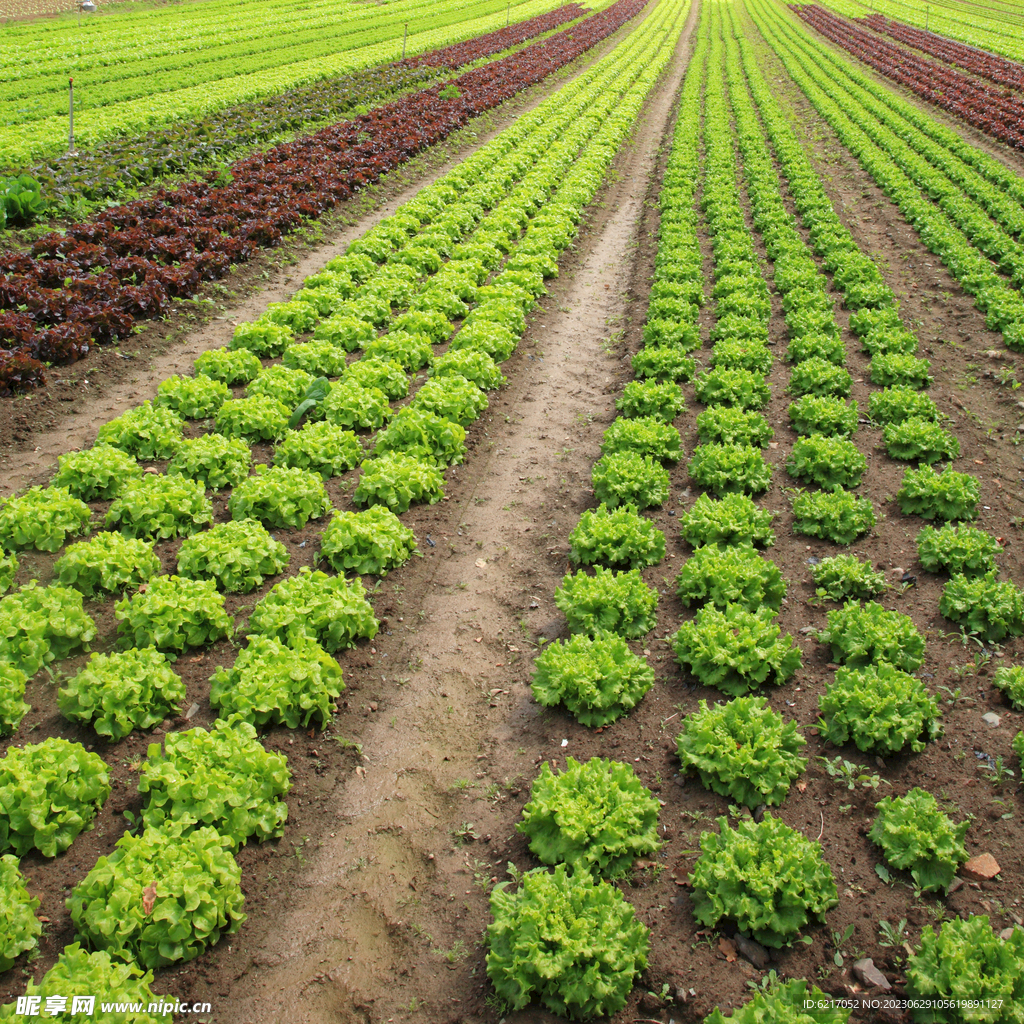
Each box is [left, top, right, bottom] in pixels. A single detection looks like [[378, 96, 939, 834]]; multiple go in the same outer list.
[[733, 932, 769, 968], [962, 853, 1001, 881], [982, 712, 1002, 728], [852, 958, 891, 991]]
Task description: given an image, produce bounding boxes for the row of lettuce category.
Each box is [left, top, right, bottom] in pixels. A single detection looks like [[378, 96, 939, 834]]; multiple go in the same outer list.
[[485, 0, 1024, 1017], [0, 0, 697, 1018], [1, 0, 575, 168], [754, 0, 1024, 355]]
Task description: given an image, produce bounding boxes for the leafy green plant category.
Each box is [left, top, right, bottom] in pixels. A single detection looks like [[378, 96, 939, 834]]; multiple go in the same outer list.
[[67, 824, 245, 969], [353, 452, 446, 513], [695, 406, 774, 447], [214, 396, 291, 443], [917, 524, 1000, 576], [568, 504, 665, 570], [282, 339, 349, 377], [788, 395, 859, 438], [616, 379, 685, 422], [818, 601, 925, 671], [785, 332, 847, 366], [313, 315, 374, 352], [869, 385, 941, 425], [106, 475, 213, 540], [246, 567, 378, 652], [321, 380, 392, 430], [317, 507, 417, 576], [0, 551, 15, 596], [363, 331, 434, 372], [59, 647, 185, 741], [689, 814, 838, 947], [870, 352, 933, 389], [0, 174, 47, 225], [531, 632, 654, 728], [939, 571, 1024, 641], [194, 346, 262, 384], [869, 788, 969, 893], [675, 542, 785, 612], [139, 716, 290, 847], [0, 944, 164, 1023], [0, 485, 92, 552], [905, 916, 1024, 1021], [273, 421, 362, 479], [787, 357, 852, 398], [450, 321, 517, 362], [115, 575, 233, 652], [694, 367, 771, 409], [631, 345, 696, 382], [261, 300, 318, 333], [246, 365, 314, 409], [230, 320, 294, 357], [228, 464, 330, 530], [177, 519, 289, 593], [791, 488, 876, 544], [711, 338, 773, 375], [0, 854, 41, 971], [786, 435, 866, 490], [818, 663, 942, 754], [883, 418, 960, 464], [210, 635, 344, 728], [373, 407, 467, 467], [52, 444, 142, 501], [554, 567, 657, 640], [810, 554, 887, 601], [898, 466, 981, 522], [410, 374, 488, 426], [671, 604, 802, 696], [994, 665, 1024, 710], [156, 375, 231, 419], [0, 581, 97, 675], [0, 738, 110, 857], [517, 757, 661, 876], [705, 977, 850, 1024], [486, 864, 649, 1019], [96, 401, 183, 460], [0, 663, 29, 737], [344, 357, 410, 399], [591, 451, 670, 510], [55, 532, 161, 598], [688, 443, 772, 496], [167, 433, 252, 491], [600, 416, 681, 463], [430, 349, 506, 390], [676, 696, 807, 808], [679, 492, 775, 548]]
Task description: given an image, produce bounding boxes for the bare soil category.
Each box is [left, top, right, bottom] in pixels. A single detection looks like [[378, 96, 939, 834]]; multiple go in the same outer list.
[[4, 1, 1024, 1022]]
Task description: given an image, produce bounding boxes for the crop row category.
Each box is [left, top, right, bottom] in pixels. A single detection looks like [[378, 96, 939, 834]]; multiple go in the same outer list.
[[10, 2, 590, 204], [0, 0, 574, 166], [0, 0, 691, 1008], [792, 4, 1024, 151], [752, 2, 1024, 356], [0, 0, 650, 393], [732, 0, 1024, 1004], [859, 12, 1024, 90], [826, 0, 1024, 65]]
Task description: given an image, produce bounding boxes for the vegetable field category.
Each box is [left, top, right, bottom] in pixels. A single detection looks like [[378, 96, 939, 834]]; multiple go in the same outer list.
[[3, 0, 1024, 1020]]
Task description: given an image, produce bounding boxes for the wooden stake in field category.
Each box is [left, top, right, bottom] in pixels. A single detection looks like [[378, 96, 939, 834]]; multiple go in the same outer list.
[[402, 21, 408, 58]]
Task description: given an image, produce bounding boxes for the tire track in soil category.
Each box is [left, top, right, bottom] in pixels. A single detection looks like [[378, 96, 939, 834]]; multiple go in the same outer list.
[[214, 8, 698, 1023]]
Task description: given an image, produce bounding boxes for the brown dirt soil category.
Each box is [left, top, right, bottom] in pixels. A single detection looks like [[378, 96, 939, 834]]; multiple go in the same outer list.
[[4, 0, 1024, 1021]]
